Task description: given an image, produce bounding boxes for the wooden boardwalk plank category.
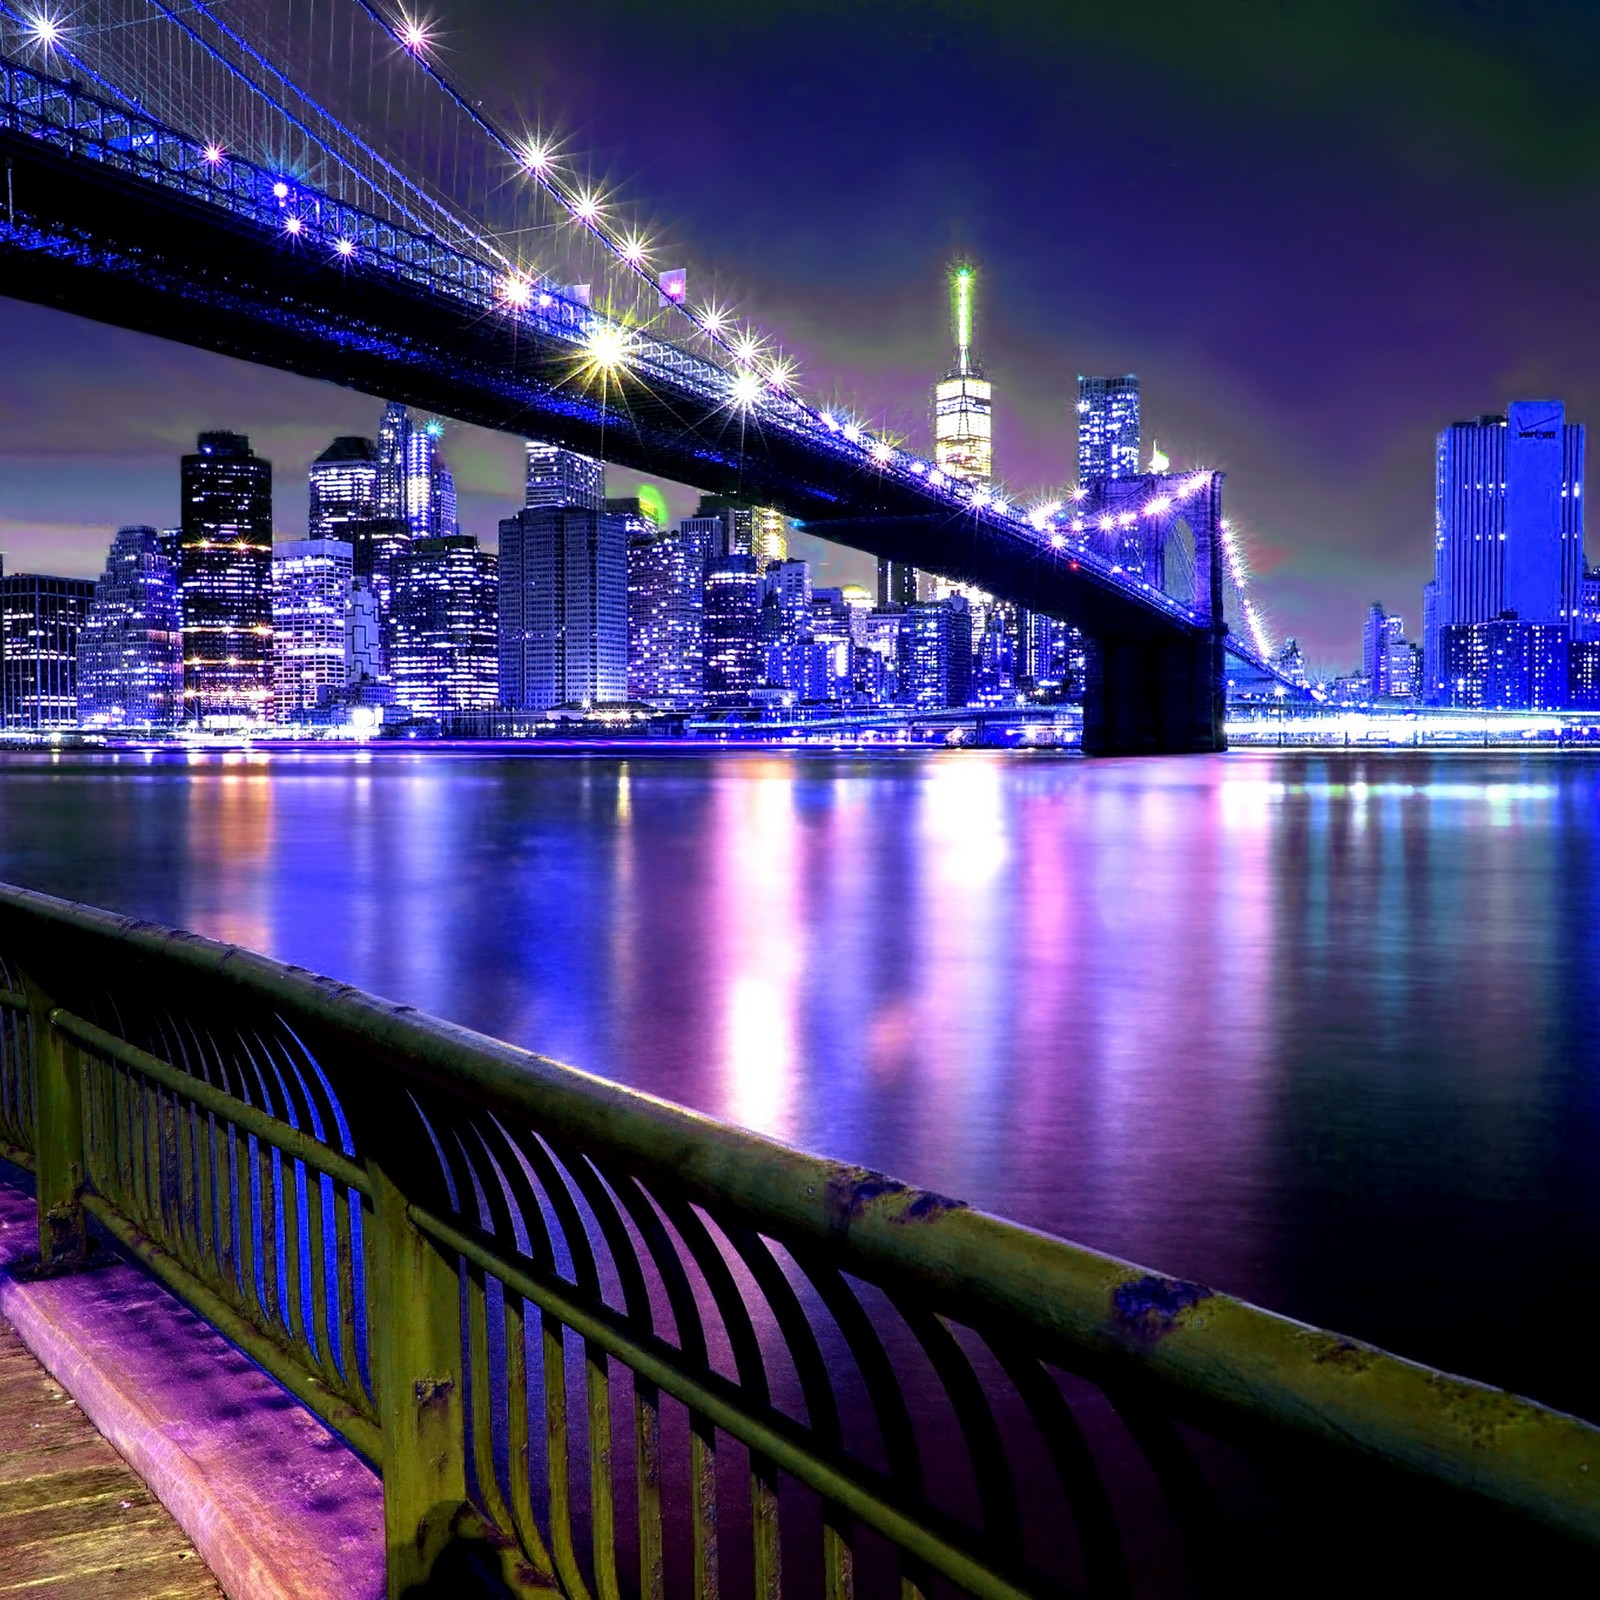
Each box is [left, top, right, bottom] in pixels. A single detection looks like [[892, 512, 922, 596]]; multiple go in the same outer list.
[[0, 1314, 222, 1598]]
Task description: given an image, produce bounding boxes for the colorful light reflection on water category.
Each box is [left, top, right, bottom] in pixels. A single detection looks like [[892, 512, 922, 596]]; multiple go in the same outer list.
[[2, 746, 1598, 1419]]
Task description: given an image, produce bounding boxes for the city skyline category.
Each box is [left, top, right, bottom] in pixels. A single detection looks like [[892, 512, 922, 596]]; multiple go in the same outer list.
[[6, 1, 1600, 665]]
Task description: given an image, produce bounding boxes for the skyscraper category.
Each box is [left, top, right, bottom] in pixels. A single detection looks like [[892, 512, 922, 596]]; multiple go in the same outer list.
[[498, 447, 628, 709], [1, 573, 95, 729], [272, 539, 352, 722], [376, 402, 410, 522], [762, 558, 814, 697], [628, 521, 709, 707], [309, 437, 379, 541], [754, 507, 789, 569], [703, 555, 764, 705], [900, 596, 973, 708], [179, 431, 273, 726], [389, 536, 499, 718], [1077, 376, 1141, 481], [1433, 404, 1584, 630], [933, 264, 993, 487], [1429, 402, 1585, 702], [403, 420, 458, 540], [683, 497, 755, 561], [525, 441, 604, 511], [76, 525, 183, 729]]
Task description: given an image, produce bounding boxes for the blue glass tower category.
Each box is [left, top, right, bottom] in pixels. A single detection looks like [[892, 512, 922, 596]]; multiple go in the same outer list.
[[77, 525, 183, 728], [1429, 402, 1585, 700]]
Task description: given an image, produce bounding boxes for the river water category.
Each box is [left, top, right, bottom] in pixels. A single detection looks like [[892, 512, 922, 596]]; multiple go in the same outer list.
[[1, 746, 1596, 1421]]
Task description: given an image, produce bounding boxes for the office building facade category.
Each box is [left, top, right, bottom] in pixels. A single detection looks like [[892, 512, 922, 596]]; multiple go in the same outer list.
[[179, 431, 273, 726], [628, 522, 708, 707], [309, 437, 380, 542], [901, 596, 973, 708], [390, 536, 499, 718], [1439, 616, 1569, 710], [525, 441, 604, 511], [76, 525, 183, 729], [272, 539, 353, 722], [1077, 375, 1141, 482], [703, 555, 764, 704], [0, 573, 95, 729], [1429, 402, 1585, 700], [498, 454, 628, 710]]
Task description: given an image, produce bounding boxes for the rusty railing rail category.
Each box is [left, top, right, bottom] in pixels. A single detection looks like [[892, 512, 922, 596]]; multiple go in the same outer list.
[[0, 879, 1597, 1596]]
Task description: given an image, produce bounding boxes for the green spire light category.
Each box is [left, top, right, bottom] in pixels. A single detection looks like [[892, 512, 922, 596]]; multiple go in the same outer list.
[[951, 262, 974, 373]]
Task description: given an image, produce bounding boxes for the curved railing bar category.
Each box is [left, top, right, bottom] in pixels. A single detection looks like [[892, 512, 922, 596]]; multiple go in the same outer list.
[[2, 880, 1600, 1567]]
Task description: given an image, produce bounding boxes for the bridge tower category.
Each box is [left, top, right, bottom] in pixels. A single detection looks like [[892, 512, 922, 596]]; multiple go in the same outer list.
[[1074, 471, 1227, 756]]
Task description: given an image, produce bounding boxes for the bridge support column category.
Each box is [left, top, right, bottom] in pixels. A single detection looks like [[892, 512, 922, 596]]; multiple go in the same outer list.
[[1081, 629, 1227, 756]]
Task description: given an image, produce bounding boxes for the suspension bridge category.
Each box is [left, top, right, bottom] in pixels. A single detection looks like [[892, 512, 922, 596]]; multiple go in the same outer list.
[[0, 0, 1303, 751]]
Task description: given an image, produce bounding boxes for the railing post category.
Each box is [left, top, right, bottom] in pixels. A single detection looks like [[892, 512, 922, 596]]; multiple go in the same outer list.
[[367, 1160, 471, 1597], [22, 974, 88, 1270]]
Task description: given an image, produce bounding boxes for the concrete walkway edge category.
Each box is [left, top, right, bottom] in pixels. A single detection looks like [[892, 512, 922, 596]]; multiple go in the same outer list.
[[0, 1183, 384, 1600]]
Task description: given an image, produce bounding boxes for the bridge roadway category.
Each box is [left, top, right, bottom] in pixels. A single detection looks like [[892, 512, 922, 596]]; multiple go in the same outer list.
[[0, 56, 1227, 753]]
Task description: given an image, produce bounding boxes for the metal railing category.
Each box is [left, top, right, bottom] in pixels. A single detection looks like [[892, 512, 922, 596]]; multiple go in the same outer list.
[[0, 878, 1596, 1597]]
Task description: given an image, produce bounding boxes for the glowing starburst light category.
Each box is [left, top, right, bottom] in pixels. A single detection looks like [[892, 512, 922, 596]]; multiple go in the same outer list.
[[501, 276, 534, 309], [730, 371, 762, 409], [1051, 531, 1067, 548], [202, 144, 225, 165], [284, 216, 303, 235], [334, 238, 356, 257], [842, 423, 862, 444], [1069, 485, 1088, 503], [1144, 495, 1172, 516], [766, 357, 794, 390], [1098, 515, 1114, 532], [26, 11, 62, 46], [572, 191, 602, 224], [620, 235, 648, 267], [398, 14, 429, 51], [871, 441, 893, 465], [584, 323, 632, 371], [520, 140, 554, 173], [733, 333, 761, 367], [272, 181, 290, 199]]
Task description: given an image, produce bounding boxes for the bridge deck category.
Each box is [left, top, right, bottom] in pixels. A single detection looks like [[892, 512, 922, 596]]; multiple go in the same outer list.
[[0, 1314, 221, 1599]]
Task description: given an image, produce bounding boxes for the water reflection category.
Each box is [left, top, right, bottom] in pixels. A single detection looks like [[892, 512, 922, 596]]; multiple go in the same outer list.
[[1, 747, 1598, 1418]]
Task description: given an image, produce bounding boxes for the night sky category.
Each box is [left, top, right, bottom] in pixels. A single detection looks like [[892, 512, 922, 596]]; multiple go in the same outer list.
[[4, 0, 1600, 667]]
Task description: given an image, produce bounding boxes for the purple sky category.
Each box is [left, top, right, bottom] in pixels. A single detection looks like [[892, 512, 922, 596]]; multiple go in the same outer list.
[[5, 0, 1600, 669]]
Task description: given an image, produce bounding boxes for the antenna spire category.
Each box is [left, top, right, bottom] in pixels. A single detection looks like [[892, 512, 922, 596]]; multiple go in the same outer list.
[[951, 262, 974, 375]]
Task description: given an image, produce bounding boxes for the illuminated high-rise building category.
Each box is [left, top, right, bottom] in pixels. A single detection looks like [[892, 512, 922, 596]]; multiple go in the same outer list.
[[1, 573, 95, 730], [933, 264, 993, 487], [403, 419, 458, 540], [683, 497, 755, 560], [1430, 404, 1584, 678], [77, 525, 183, 729], [179, 431, 273, 726], [1077, 376, 1141, 481], [390, 535, 499, 717], [703, 555, 763, 705], [754, 507, 789, 569], [526, 441, 604, 510], [272, 539, 352, 723], [376, 402, 410, 521], [309, 437, 379, 541], [628, 521, 709, 707], [497, 455, 628, 710]]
